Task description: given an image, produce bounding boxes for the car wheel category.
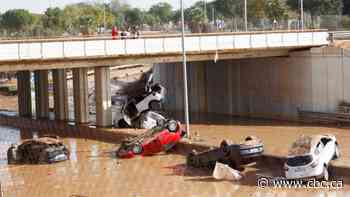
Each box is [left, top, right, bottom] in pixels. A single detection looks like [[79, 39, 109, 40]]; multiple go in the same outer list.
[[220, 140, 231, 156], [323, 166, 329, 181], [149, 100, 162, 111], [7, 146, 17, 164], [118, 119, 130, 128], [333, 145, 340, 160], [132, 143, 143, 155], [187, 151, 199, 167]]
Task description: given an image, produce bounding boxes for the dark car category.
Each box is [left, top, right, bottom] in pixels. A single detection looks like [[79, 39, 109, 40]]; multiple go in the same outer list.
[[7, 135, 70, 164], [187, 140, 241, 169], [187, 136, 264, 169], [116, 120, 185, 158]]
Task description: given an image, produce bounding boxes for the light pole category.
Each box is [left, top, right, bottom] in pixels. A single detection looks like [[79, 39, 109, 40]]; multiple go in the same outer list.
[[103, 0, 106, 33], [300, 0, 304, 30], [180, 0, 191, 139], [244, 0, 248, 31], [204, 0, 207, 21]]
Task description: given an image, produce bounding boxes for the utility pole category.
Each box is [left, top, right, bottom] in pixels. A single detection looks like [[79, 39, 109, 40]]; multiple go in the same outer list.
[[300, 0, 304, 30], [180, 0, 191, 139], [103, 0, 107, 33], [244, 0, 248, 31], [204, 0, 207, 21]]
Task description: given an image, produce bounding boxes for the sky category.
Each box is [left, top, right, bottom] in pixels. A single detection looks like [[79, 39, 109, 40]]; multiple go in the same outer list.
[[0, 0, 214, 14]]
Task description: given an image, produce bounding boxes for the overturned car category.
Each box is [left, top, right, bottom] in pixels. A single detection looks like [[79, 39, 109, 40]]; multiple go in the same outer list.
[[187, 136, 264, 169], [117, 73, 166, 129], [116, 120, 186, 158], [7, 135, 70, 164]]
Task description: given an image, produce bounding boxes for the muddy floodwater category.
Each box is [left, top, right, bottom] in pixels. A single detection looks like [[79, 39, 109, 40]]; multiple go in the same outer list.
[[1, 124, 350, 197]]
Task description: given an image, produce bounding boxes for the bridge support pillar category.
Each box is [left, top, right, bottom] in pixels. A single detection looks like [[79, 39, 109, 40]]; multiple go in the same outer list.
[[95, 67, 112, 127], [17, 71, 32, 117], [34, 70, 49, 119], [53, 69, 68, 121], [73, 68, 89, 124]]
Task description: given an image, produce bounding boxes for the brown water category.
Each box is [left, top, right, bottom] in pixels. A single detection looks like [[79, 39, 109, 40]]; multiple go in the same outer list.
[[1, 125, 350, 197]]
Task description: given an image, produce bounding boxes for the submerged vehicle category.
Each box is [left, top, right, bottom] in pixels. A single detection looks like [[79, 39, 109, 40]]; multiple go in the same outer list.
[[117, 73, 166, 129], [187, 136, 264, 169], [7, 135, 70, 164], [116, 120, 185, 158], [284, 134, 339, 181]]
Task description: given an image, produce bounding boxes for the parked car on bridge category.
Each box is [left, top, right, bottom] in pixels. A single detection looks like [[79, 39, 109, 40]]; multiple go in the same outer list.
[[7, 135, 70, 164], [187, 136, 264, 169], [284, 134, 339, 181], [116, 120, 185, 158]]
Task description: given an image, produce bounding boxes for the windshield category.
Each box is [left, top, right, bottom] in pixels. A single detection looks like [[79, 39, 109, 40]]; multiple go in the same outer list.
[[286, 155, 313, 167]]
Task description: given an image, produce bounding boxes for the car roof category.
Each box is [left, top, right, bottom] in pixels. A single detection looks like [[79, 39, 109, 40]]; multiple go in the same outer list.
[[288, 134, 334, 156], [20, 136, 61, 145]]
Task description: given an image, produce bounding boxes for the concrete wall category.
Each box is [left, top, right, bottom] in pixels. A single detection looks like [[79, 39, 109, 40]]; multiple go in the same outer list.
[[154, 47, 350, 121]]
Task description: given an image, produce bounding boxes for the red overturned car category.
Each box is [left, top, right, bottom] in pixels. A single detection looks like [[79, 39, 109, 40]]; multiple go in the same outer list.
[[116, 120, 186, 158]]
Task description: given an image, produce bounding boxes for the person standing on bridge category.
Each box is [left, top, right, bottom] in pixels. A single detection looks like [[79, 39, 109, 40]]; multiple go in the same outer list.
[[112, 26, 119, 40]]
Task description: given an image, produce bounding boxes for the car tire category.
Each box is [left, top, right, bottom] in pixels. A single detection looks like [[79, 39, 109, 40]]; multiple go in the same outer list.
[[187, 151, 199, 167], [149, 100, 162, 111], [132, 143, 143, 155], [333, 145, 340, 160], [220, 140, 231, 157], [118, 119, 130, 128], [323, 165, 329, 181], [7, 146, 17, 164]]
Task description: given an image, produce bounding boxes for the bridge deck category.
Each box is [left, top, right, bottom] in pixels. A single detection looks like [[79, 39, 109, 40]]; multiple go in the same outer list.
[[0, 31, 329, 71]]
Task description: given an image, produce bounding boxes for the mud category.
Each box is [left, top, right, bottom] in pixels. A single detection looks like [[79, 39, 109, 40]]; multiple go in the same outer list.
[[0, 125, 350, 197]]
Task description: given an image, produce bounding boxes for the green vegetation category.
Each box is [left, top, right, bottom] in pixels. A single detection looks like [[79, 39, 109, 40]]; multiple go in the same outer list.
[[0, 0, 348, 37]]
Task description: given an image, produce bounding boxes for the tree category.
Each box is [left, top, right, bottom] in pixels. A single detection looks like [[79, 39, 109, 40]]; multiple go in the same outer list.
[[188, 7, 206, 32], [287, 0, 343, 27], [124, 8, 143, 27], [148, 2, 173, 25], [264, 0, 288, 22], [214, 0, 243, 31], [1, 9, 34, 33], [42, 7, 64, 35], [144, 13, 160, 27]]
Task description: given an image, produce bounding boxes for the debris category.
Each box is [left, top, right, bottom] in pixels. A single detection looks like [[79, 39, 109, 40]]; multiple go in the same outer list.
[[213, 162, 243, 181]]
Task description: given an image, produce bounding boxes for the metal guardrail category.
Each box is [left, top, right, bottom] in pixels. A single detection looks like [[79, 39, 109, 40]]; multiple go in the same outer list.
[[329, 31, 350, 41], [0, 31, 329, 62]]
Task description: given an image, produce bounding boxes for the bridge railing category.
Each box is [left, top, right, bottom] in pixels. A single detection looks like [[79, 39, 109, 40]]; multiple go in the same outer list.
[[0, 31, 329, 61]]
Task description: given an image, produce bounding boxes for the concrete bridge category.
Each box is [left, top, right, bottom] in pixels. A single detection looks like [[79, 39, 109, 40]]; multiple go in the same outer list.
[[0, 30, 330, 127]]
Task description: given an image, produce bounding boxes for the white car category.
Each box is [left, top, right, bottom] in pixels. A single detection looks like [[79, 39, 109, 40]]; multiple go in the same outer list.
[[117, 83, 166, 128], [284, 134, 339, 180]]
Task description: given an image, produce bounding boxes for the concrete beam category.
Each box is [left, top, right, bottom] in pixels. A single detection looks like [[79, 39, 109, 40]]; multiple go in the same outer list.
[[52, 69, 68, 121], [73, 68, 89, 124], [95, 67, 112, 127], [34, 70, 49, 119], [0, 48, 295, 72], [17, 71, 32, 117]]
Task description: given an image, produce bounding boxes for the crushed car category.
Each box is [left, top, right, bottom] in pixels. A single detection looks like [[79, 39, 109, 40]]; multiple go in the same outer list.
[[117, 73, 166, 129], [187, 136, 264, 169], [116, 120, 186, 158], [7, 135, 70, 164], [284, 134, 339, 181]]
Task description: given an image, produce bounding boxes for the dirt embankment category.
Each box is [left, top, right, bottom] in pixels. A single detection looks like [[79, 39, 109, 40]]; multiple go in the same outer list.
[[333, 40, 350, 49]]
